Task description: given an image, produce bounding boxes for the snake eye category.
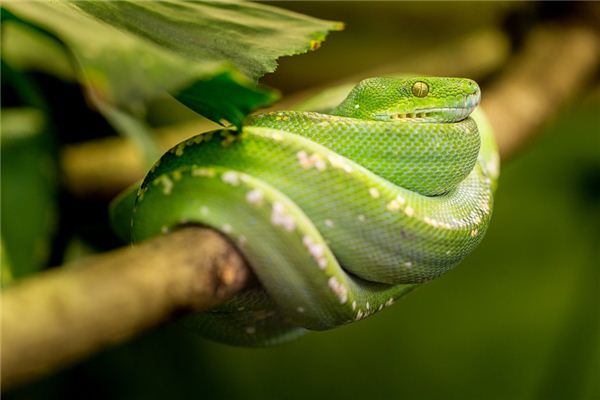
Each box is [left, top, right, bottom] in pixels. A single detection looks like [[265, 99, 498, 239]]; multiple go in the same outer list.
[[411, 81, 429, 97]]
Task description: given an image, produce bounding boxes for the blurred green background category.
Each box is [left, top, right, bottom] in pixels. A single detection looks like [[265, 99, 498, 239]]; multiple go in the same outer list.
[[3, 2, 599, 399]]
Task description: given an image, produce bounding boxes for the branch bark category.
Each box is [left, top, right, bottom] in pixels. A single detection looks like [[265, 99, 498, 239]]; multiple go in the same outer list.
[[482, 24, 600, 160], [2, 23, 599, 390], [1, 227, 252, 389]]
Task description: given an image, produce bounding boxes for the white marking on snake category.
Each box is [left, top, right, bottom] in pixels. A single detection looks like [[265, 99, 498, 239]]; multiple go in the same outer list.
[[314, 157, 327, 171], [192, 167, 215, 177], [271, 132, 283, 141], [271, 202, 296, 232], [175, 142, 186, 156], [385, 298, 395, 307], [328, 154, 353, 173], [297, 151, 327, 171], [222, 224, 232, 234], [161, 225, 169, 234], [156, 175, 173, 195], [352, 301, 357, 311], [386, 199, 402, 212], [297, 307, 305, 313], [328, 277, 348, 304], [245, 327, 256, 334], [200, 206, 209, 215], [404, 206, 414, 217], [369, 187, 380, 198], [222, 171, 240, 186], [246, 189, 264, 205], [357, 214, 366, 222], [404, 261, 413, 268], [324, 219, 334, 227], [302, 235, 327, 269]]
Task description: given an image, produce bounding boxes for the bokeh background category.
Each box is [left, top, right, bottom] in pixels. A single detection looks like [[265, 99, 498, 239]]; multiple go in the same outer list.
[[3, 2, 599, 399]]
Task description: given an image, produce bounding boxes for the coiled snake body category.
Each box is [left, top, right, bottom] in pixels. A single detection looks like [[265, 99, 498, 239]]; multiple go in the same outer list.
[[113, 77, 499, 346]]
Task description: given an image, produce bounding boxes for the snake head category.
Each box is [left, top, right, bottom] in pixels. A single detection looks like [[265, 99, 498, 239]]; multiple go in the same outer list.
[[333, 76, 480, 123]]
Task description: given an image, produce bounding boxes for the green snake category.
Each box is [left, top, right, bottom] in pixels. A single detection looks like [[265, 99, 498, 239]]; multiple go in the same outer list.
[[111, 76, 499, 346]]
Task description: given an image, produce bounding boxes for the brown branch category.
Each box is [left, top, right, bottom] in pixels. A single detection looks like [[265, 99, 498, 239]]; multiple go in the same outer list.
[[482, 24, 600, 160], [1, 227, 252, 390], [2, 23, 599, 390]]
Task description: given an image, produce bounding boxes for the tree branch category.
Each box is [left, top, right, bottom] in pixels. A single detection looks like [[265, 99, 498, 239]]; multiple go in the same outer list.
[[2, 23, 599, 390], [1, 227, 252, 389], [482, 24, 600, 160]]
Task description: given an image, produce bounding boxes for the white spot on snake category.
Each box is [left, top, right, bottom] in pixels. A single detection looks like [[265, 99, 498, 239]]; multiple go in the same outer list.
[[297, 151, 310, 168], [385, 297, 395, 307], [222, 224, 232, 234], [404, 206, 414, 217], [357, 214, 366, 222], [297, 151, 326, 171], [200, 206, 209, 215], [192, 167, 215, 177], [271, 131, 283, 141], [246, 189, 264, 205], [470, 229, 478, 237], [378, 304, 384, 311], [156, 175, 173, 195], [404, 261, 413, 268], [222, 171, 240, 186], [297, 306, 305, 313], [237, 306, 245, 311], [303, 235, 327, 269], [424, 217, 441, 228], [369, 187, 380, 198], [386, 199, 402, 212], [324, 219, 334, 228], [366, 302, 371, 310], [238, 235, 247, 247], [352, 301, 357, 311], [245, 327, 256, 334], [328, 277, 348, 304], [354, 104, 360, 109], [315, 158, 326, 171], [328, 154, 353, 173], [271, 202, 296, 232], [161, 225, 169, 234], [175, 142, 186, 156]]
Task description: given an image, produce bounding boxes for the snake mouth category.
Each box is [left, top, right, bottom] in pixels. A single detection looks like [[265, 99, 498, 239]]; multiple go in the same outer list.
[[389, 90, 480, 122]]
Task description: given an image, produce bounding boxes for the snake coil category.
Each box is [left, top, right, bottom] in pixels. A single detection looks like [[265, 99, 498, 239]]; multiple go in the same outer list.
[[112, 76, 499, 346]]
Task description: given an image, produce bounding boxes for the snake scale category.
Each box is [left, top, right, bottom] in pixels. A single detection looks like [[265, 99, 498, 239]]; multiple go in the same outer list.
[[111, 76, 499, 346]]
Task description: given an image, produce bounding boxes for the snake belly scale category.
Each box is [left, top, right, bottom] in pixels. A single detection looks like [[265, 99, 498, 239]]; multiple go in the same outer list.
[[117, 76, 499, 346]]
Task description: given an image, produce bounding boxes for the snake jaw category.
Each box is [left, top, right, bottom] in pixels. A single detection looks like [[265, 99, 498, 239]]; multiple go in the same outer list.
[[387, 89, 481, 123]]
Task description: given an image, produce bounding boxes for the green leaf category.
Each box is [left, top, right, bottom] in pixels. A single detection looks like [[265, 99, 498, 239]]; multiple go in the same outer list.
[[1, 108, 58, 283], [2, 1, 342, 128]]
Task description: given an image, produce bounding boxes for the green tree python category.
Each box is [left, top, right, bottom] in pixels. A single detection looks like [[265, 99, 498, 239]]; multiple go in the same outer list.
[[111, 76, 500, 346]]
